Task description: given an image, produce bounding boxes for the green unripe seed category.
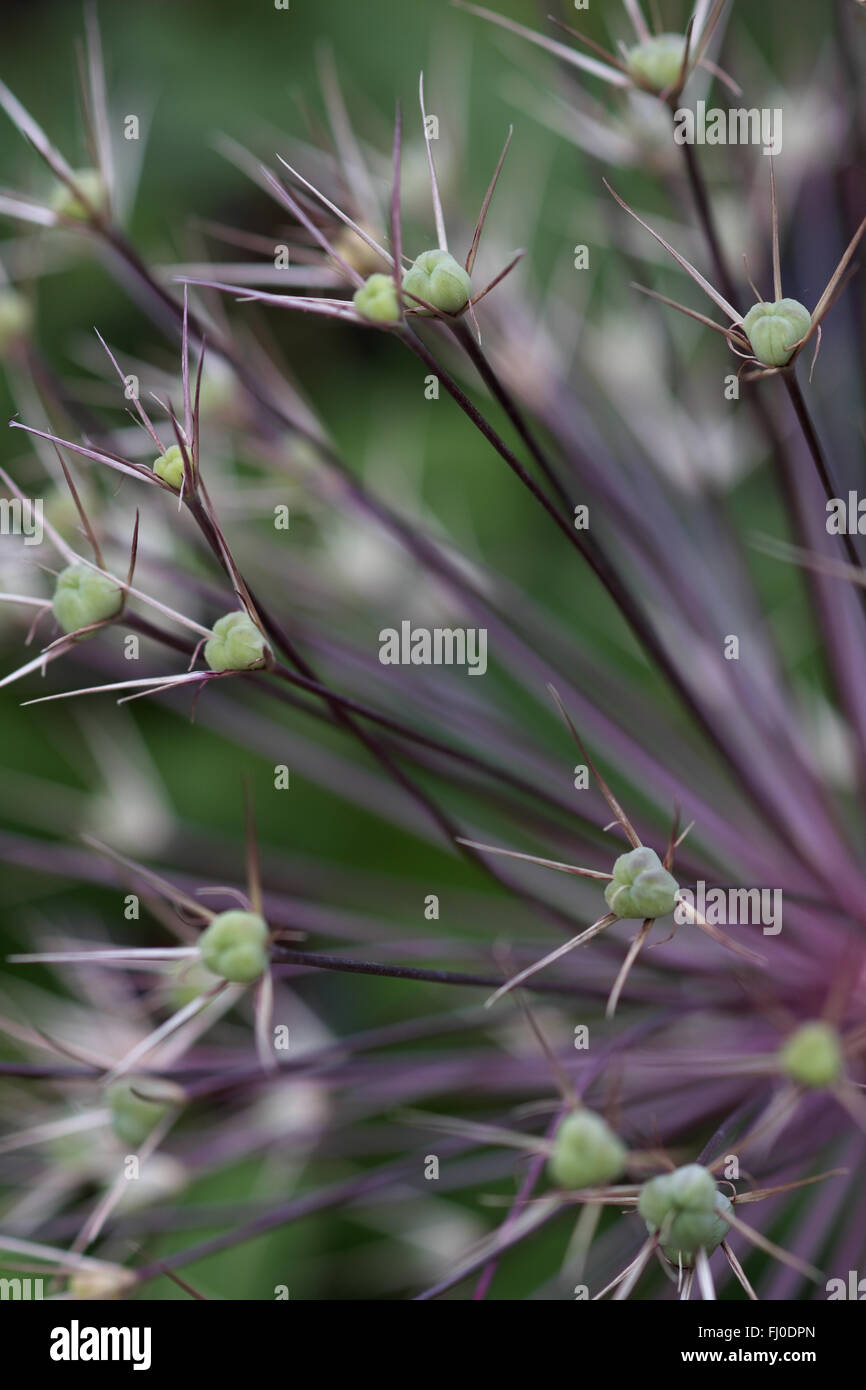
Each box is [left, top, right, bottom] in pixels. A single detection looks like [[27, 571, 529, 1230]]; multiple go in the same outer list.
[[0, 289, 32, 355], [353, 273, 401, 323], [402, 250, 472, 315], [52, 564, 123, 635], [107, 1077, 181, 1148], [548, 1108, 627, 1190], [742, 299, 811, 367], [153, 443, 188, 489], [779, 1020, 843, 1088], [604, 845, 679, 920], [204, 611, 270, 672], [639, 1164, 732, 1264], [198, 909, 269, 983], [625, 34, 687, 92], [51, 168, 108, 222]]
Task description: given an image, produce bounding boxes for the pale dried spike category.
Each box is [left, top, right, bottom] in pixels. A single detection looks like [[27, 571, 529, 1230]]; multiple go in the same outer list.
[[83, 2, 115, 212], [0, 645, 66, 692], [592, 1237, 655, 1300], [691, 0, 730, 69], [769, 159, 782, 301], [0, 1110, 110, 1157], [274, 153, 393, 266], [455, 3, 631, 86], [178, 280, 362, 322], [317, 44, 381, 232], [455, 837, 613, 879], [733, 1169, 848, 1204], [468, 249, 526, 307], [623, 0, 651, 43], [82, 834, 216, 925], [613, 1237, 657, 1299], [810, 214, 866, 330], [399, 1108, 551, 1155], [74, 1110, 177, 1253], [605, 918, 653, 1019], [547, 684, 641, 848], [254, 969, 277, 1075], [104, 982, 228, 1083], [722, 1241, 757, 1300], [262, 167, 364, 287], [694, 1244, 716, 1300], [466, 126, 513, 275], [721, 1207, 821, 1281], [8, 947, 198, 964], [631, 282, 745, 342], [0, 192, 58, 226], [674, 893, 766, 964], [20, 670, 221, 708], [0, 1234, 127, 1277], [418, 72, 448, 253], [547, 17, 631, 76], [0, 81, 77, 185], [605, 181, 741, 322], [485, 912, 618, 1008]]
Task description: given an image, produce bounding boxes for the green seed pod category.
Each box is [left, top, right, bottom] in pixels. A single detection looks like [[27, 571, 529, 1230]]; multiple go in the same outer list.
[[604, 845, 679, 920], [547, 1108, 627, 1190], [107, 1077, 182, 1149], [353, 273, 401, 323], [0, 289, 32, 356], [639, 1164, 732, 1264], [402, 250, 472, 315], [625, 34, 687, 92], [779, 1020, 843, 1088], [198, 909, 269, 983], [153, 443, 188, 489], [204, 611, 271, 672], [742, 299, 811, 368], [51, 168, 108, 222], [52, 564, 123, 635]]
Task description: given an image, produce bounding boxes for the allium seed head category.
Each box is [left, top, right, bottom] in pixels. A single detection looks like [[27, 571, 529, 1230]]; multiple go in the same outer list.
[[353, 273, 401, 323], [51, 169, 108, 222], [625, 34, 687, 93], [403, 250, 472, 314], [153, 443, 188, 489], [742, 299, 811, 367], [107, 1077, 183, 1148], [779, 1020, 843, 1088], [198, 909, 269, 983], [638, 1164, 732, 1264], [204, 611, 271, 671], [52, 564, 123, 635], [547, 1108, 627, 1189], [604, 845, 679, 919]]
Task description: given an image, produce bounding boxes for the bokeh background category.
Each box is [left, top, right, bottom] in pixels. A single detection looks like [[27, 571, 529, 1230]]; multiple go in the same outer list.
[[0, 0, 863, 1299]]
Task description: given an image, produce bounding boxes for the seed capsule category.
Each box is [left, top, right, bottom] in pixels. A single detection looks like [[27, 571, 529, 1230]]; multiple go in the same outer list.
[[402, 250, 472, 315], [604, 845, 679, 920], [51, 168, 108, 222], [625, 34, 687, 93], [153, 443, 188, 489], [52, 564, 123, 635], [639, 1164, 732, 1264], [204, 611, 271, 672], [779, 1020, 843, 1088], [107, 1077, 183, 1148], [198, 909, 269, 983], [548, 1108, 627, 1189], [741, 299, 811, 368], [353, 273, 401, 323]]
